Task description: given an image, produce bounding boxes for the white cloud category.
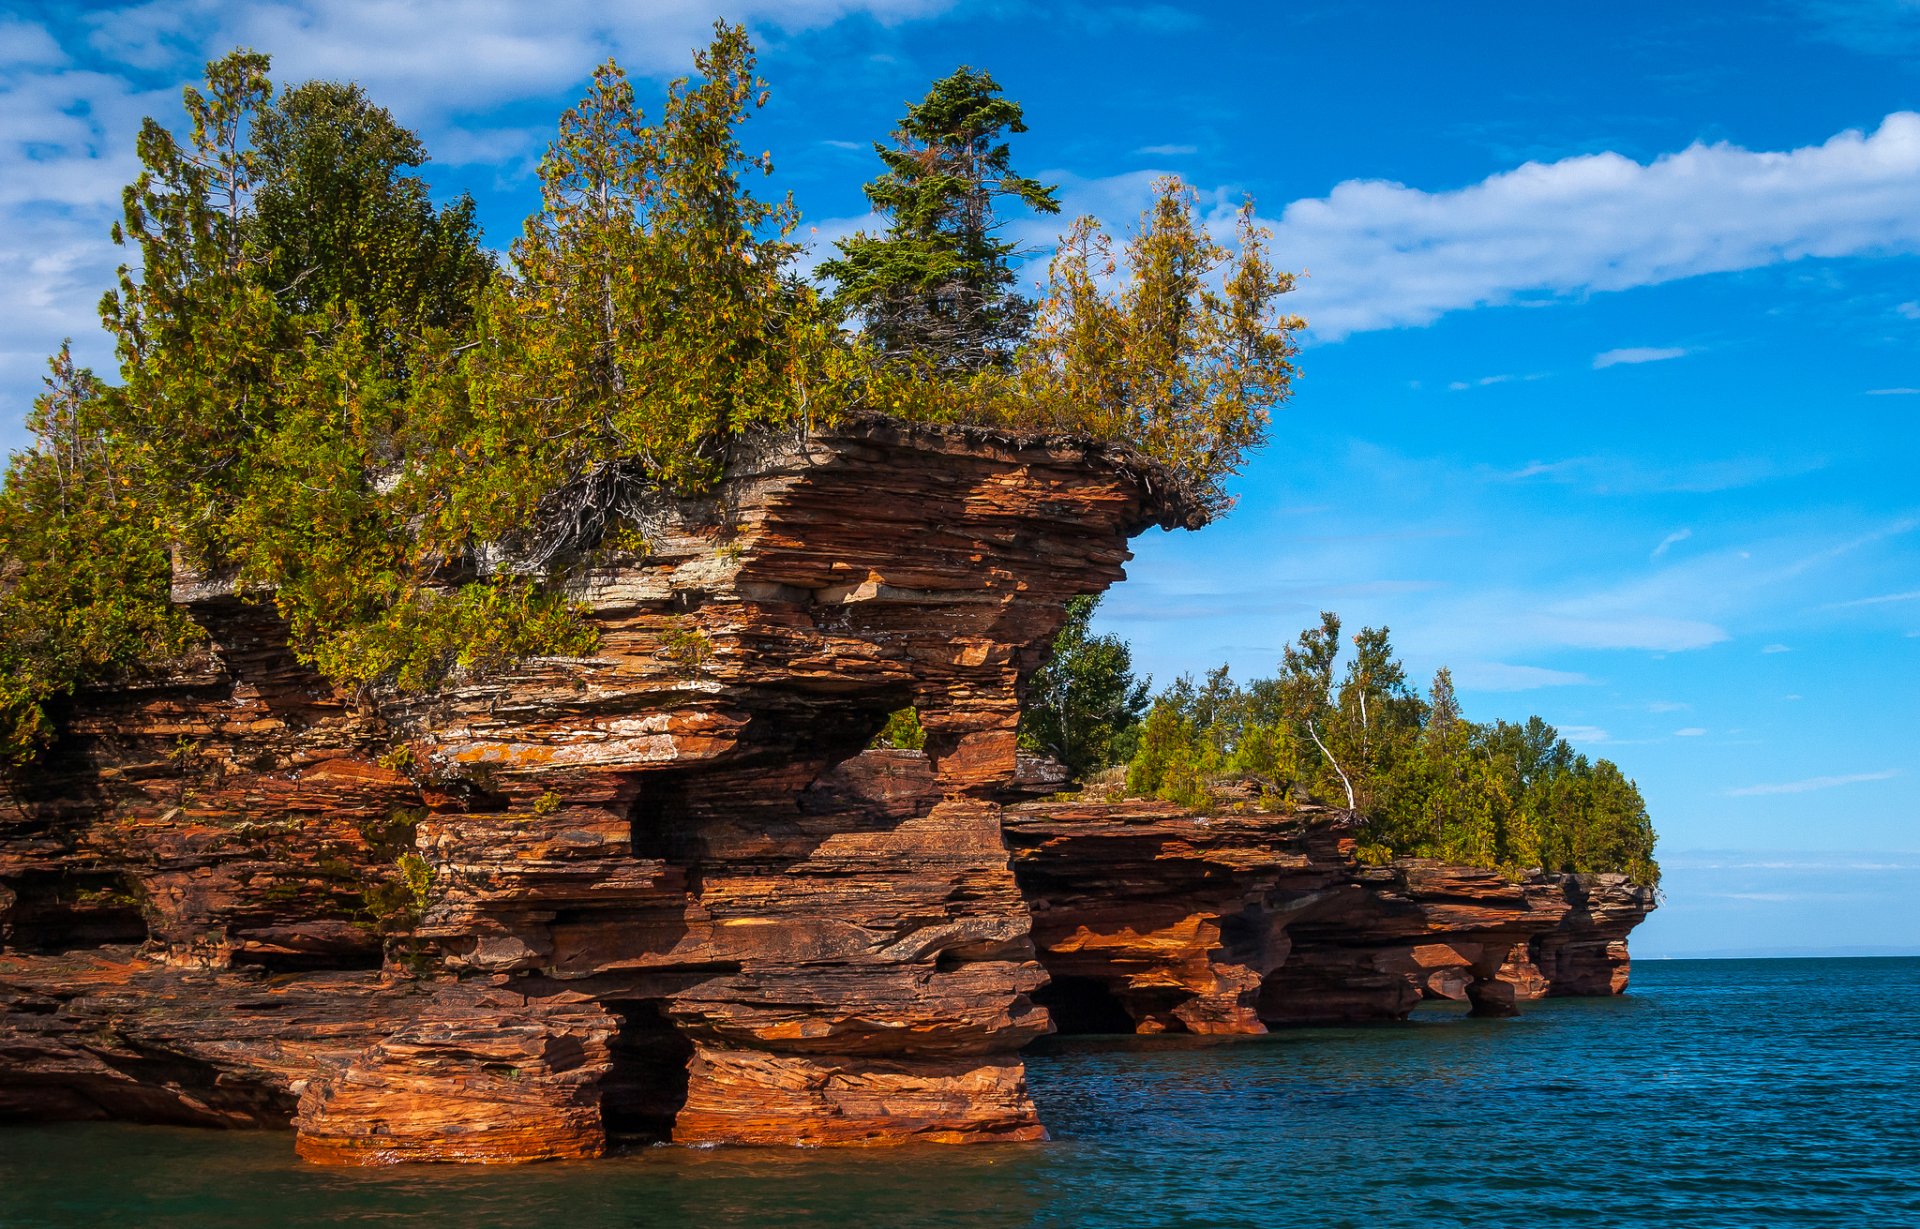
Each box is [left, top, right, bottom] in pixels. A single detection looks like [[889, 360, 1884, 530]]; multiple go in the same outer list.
[[1675, 727, 1707, 737], [1896, 300, 1920, 319], [83, 0, 954, 118], [1825, 590, 1920, 609], [1558, 725, 1610, 744], [1652, 528, 1692, 558], [1264, 112, 1920, 339], [1135, 143, 1197, 157], [1594, 345, 1688, 368], [1761, 643, 1792, 653], [1867, 387, 1920, 395], [1726, 769, 1900, 797], [1449, 662, 1594, 691], [1647, 700, 1690, 712]]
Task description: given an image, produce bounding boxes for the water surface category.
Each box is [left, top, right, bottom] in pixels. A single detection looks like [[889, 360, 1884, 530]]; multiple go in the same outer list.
[[3, 957, 1915, 1227]]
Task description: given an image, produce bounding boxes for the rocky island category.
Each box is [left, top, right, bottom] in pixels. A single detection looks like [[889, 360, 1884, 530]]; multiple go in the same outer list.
[[0, 421, 1653, 1163], [0, 31, 1657, 1166]]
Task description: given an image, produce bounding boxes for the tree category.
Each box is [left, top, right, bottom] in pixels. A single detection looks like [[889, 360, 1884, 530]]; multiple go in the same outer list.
[[1019, 595, 1150, 781], [418, 26, 820, 569], [1017, 180, 1301, 515], [820, 67, 1058, 372], [101, 49, 283, 564], [0, 346, 197, 761], [1279, 611, 1354, 807], [1118, 611, 1661, 885], [251, 80, 493, 357], [1425, 667, 1461, 744]]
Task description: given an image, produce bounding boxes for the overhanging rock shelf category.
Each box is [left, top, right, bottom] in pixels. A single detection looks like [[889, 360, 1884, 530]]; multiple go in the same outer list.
[[0, 420, 1653, 1164]]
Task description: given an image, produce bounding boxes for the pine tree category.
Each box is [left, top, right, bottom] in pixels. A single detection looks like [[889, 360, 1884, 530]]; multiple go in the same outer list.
[[1019, 181, 1301, 514], [251, 80, 493, 356], [1019, 595, 1150, 781], [819, 66, 1058, 372]]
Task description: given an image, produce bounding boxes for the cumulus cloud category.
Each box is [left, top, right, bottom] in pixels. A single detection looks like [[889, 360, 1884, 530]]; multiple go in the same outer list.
[[1726, 770, 1900, 797], [84, 0, 953, 117], [1265, 112, 1920, 338], [1595, 346, 1689, 368]]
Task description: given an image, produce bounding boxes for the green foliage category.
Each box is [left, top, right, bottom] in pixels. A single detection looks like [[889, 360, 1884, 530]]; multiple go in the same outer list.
[[820, 66, 1059, 372], [871, 707, 927, 751], [1019, 595, 1150, 782], [1008, 184, 1302, 514], [658, 621, 713, 676], [0, 29, 1305, 768], [0, 345, 199, 761], [362, 850, 435, 934], [251, 80, 494, 354], [1121, 615, 1661, 885]]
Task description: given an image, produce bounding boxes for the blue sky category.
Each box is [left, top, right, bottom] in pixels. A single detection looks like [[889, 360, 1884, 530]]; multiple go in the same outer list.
[[1, 0, 1915, 956]]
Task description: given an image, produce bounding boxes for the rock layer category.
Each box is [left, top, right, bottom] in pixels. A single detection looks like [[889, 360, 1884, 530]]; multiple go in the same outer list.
[[1004, 797, 1655, 1035], [1, 421, 1189, 1161], [0, 420, 1655, 1163]]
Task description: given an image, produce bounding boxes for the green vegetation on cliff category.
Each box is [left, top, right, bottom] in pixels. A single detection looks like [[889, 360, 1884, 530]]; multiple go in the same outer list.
[[0, 26, 1300, 762], [1025, 608, 1659, 885]]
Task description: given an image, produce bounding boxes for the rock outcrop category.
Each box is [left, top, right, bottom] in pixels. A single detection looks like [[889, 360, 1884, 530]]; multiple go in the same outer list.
[[1, 420, 1191, 1161], [1004, 798, 1655, 1035], [0, 420, 1655, 1164]]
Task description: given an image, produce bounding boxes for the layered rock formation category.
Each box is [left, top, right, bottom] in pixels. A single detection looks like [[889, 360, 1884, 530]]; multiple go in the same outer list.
[[1004, 798, 1655, 1034], [1, 420, 1192, 1161], [0, 420, 1655, 1164]]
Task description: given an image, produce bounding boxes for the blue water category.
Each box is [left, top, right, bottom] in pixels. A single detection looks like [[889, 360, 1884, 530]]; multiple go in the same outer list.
[[3, 958, 1916, 1227]]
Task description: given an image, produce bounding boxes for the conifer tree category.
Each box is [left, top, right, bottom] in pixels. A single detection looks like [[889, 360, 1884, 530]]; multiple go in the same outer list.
[[1018, 181, 1301, 514], [251, 80, 492, 354], [820, 67, 1059, 371], [1018, 595, 1150, 781]]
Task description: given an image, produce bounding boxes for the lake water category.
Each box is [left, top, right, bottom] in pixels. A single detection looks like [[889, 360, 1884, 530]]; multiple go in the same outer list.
[[3, 957, 1916, 1227]]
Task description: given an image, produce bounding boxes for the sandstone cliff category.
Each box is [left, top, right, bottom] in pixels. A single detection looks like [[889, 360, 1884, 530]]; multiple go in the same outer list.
[[1004, 797, 1654, 1033], [0, 421, 1653, 1164]]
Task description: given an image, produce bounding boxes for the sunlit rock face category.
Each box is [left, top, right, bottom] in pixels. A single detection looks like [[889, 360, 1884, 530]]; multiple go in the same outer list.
[[0, 417, 1653, 1164], [0, 419, 1194, 1163], [1002, 798, 1656, 1035]]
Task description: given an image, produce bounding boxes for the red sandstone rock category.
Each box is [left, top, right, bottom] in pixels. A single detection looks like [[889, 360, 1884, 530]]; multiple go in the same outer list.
[[0, 420, 1656, 1163], [1, 421, 1191, 1161], [1004, 800, 1656, 1034]]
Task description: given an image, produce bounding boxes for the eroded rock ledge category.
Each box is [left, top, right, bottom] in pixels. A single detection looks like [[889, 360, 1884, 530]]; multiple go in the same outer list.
[[1003, 798, 1655, 1034], [0, 421, 1652, 1164]]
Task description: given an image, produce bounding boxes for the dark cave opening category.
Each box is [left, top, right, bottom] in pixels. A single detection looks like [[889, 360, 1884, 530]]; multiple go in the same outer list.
[[1, 870, 149, 953], [600, 999, 695, 1145], [1033, 975, 1139, 1036]]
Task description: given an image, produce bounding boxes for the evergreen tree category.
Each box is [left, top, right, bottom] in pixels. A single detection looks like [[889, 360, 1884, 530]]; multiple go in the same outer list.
[[0, 347, 197, 760], [251, 80, 493, 355], [1019, 595, 1150, 781], [819, 66, 1059, 371], [1018, 182, 1301, 514], [1119, 613, 1661, 885]]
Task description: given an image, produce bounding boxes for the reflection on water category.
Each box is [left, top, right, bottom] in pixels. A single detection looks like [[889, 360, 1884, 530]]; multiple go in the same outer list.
[[3, 958, 1917, 1227]]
